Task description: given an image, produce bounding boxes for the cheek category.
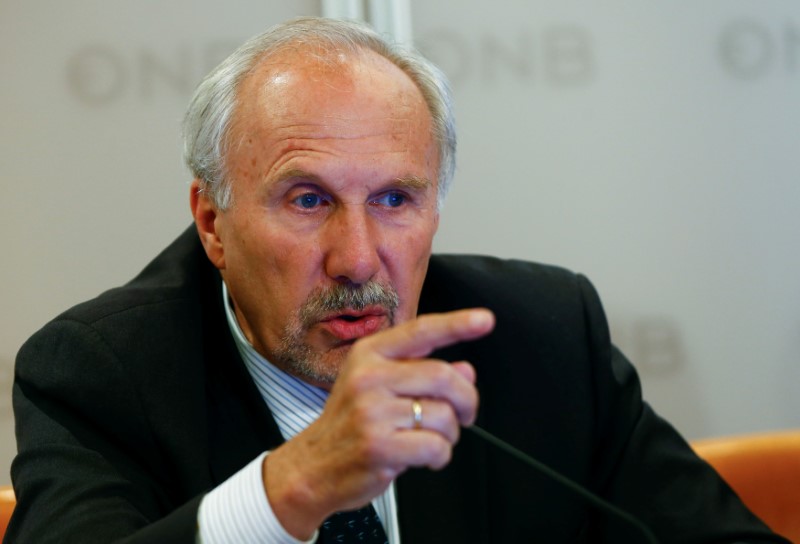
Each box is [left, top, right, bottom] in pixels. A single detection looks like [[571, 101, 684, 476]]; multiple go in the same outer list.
[[387, 223, 435, 316], [226, 218, 315, 298]]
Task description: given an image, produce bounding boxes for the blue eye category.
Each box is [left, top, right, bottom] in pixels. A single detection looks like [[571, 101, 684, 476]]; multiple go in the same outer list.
[[375, 192, 406, 208], [295, 193, 322, 209]]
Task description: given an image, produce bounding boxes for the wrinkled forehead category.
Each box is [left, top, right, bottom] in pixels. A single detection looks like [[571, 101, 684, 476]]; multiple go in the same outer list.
[[231, 45, 433, 142], [223, 43, 439, 189]]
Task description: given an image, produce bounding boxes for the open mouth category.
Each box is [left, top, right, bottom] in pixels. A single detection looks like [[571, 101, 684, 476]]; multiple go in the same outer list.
[[338, 315, 360, 322]]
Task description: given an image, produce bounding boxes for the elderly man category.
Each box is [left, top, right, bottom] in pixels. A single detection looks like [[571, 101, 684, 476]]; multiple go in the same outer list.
[[8, 17, 787, 544]]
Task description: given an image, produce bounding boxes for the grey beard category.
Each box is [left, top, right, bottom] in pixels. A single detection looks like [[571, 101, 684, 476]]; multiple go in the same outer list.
[[273, 281, 399, 384]]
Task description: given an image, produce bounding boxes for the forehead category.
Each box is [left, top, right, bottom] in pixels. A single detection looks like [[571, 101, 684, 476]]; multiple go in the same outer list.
[[225, 46, 438, 186], [233, 46, 432, 139]]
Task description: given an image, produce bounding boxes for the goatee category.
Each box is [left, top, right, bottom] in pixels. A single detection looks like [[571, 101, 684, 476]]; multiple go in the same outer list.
[[273, 281, 399, 384]]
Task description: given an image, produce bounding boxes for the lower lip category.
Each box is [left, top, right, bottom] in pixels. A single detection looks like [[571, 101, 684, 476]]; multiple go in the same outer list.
[[321, 315, 387, 341]]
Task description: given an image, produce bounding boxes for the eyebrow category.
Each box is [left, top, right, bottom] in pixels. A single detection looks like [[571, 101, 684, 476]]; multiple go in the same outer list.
[[271, 169, 432, 190], [394, 175, 432, 190], [271, 168, 321, 187]]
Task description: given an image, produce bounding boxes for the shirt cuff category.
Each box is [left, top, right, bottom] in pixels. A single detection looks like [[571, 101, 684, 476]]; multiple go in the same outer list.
[[197, 451, 318, 544]]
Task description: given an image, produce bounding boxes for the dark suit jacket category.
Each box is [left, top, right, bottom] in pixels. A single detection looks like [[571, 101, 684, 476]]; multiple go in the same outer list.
[[8, 227, 786, 543]]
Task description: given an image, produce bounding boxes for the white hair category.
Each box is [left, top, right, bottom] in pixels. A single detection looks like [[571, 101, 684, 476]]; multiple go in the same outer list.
[[182, 16, 456, 210]]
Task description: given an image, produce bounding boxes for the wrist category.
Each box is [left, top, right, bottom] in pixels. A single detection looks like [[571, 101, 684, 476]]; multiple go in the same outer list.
[[263, 447, 330, 540]]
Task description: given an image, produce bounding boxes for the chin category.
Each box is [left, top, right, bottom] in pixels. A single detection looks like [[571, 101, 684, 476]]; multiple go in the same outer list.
[[281, 343, 353, 389]]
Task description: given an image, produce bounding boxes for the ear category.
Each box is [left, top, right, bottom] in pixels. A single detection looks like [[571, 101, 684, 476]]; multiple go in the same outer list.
[[190, 179, 226, 270]]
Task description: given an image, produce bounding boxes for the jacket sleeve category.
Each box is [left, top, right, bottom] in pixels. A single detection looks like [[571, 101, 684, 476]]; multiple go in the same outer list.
[[7, 317, 204, 544], [576, 275, 790, 543]]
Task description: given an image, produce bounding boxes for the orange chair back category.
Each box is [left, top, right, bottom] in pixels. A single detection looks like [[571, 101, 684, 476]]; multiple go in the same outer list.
[[0, 485, 15, 541], [692, 430, 800, 543]]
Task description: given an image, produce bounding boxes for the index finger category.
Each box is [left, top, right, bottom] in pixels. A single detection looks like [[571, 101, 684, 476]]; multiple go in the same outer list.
[[366, 308, 495, 360]]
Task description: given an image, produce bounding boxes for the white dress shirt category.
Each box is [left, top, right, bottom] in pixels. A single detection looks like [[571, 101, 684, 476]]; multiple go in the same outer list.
[[197, 282, 400, 543]]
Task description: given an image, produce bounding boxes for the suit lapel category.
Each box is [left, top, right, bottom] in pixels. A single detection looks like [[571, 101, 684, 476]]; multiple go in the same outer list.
[[201, 271, 285, 484], [395, 339, 493, 543], [396, 430, 490, 543]]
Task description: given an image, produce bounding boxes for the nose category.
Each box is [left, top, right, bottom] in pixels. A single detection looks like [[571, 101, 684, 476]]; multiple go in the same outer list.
[[322, 205, 382, 285]]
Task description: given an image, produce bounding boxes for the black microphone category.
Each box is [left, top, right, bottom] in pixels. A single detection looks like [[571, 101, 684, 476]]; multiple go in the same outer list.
[[467, 425, 659, 544]]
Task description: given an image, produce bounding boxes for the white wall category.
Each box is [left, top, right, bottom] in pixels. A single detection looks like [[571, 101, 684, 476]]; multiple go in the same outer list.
[[2, 1, 798, 485], [415, 1, 800, 441]]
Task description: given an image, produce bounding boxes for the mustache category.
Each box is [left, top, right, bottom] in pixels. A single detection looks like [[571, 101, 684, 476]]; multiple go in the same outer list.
[[298, 282, 399, 328]]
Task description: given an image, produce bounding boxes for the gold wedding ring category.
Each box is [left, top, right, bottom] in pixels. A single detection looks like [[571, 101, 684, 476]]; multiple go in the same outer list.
[[411, 399, 423, 429]]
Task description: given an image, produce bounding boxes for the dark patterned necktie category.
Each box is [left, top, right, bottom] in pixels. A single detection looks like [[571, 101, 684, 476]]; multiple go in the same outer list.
[[316, 503, 389, 543]]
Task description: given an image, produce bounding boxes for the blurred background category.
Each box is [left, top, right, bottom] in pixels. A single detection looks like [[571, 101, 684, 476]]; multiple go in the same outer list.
[[1, 1, 798, 485]]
